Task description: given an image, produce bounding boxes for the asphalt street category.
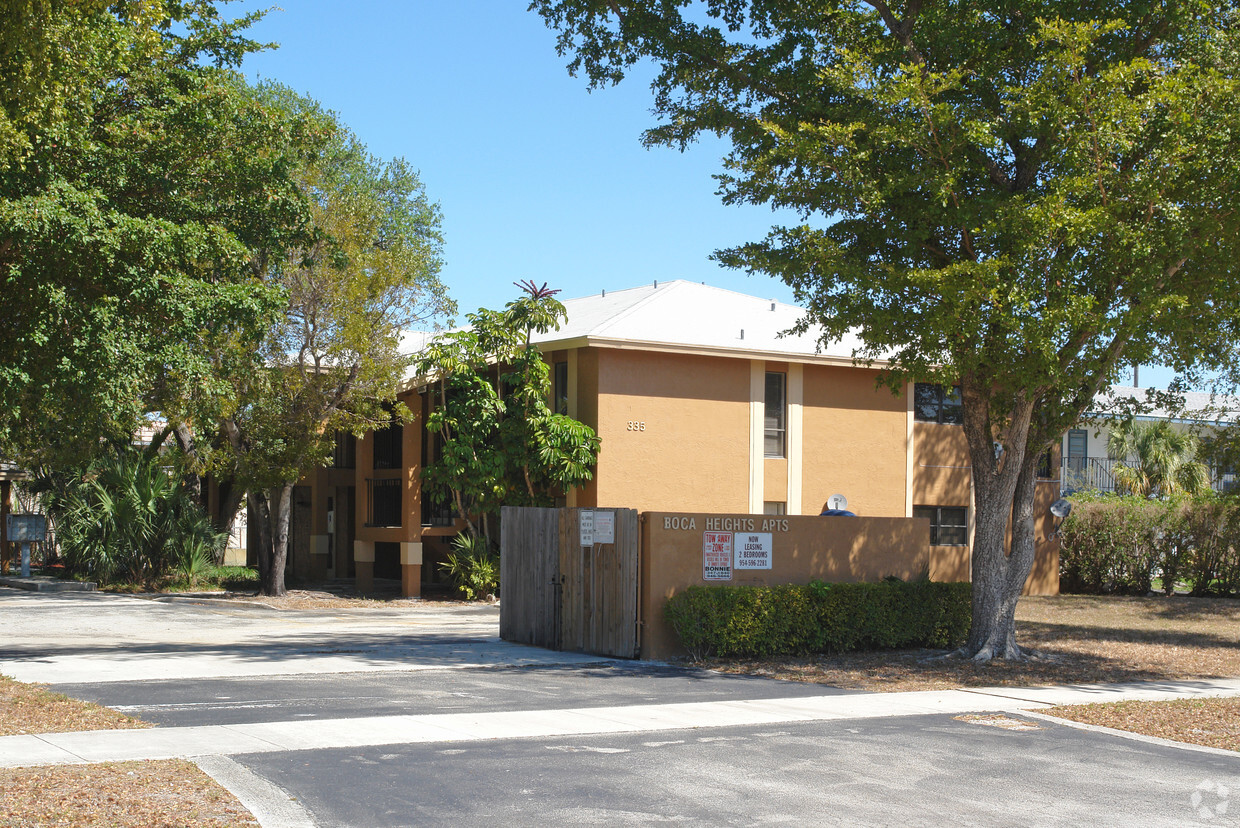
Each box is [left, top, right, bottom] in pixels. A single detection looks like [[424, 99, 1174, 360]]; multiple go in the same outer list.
[[236, 714, 1240, 827], [55, 662, 845, 727], [3, 588, 1240, 827]]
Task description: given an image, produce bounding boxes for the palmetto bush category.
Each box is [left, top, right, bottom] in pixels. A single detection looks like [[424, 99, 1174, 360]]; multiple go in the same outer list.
[[32, 442, 224, 585], [440, 533, 499, 600]]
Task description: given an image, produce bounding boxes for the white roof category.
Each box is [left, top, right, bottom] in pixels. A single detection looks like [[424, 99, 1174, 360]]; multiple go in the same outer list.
[[1091, 386, 1240, 425], [530, 280, 874, 363]]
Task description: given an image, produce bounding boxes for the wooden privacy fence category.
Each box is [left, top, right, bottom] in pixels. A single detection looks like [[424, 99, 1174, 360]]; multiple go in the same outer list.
[[500, 506, 639, 658]]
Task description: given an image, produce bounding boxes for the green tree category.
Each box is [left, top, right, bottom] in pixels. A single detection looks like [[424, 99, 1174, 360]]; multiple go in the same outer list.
[[1107, 419, 1210, 498], [417, 283, 601, 549], [175, 86, 453, 596], [0, 1, 304, 466], [532, 0, 1240, 659]]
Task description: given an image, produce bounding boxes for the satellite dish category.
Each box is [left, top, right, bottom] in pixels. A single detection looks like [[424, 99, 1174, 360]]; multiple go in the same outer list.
[[827, 494, 848, 511], [1050, 499, 1073, 519]]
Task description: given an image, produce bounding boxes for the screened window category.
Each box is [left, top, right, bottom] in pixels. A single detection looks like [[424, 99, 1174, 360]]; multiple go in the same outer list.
[[764, 371, 786, 457], [763, 501, 786, 516], [554, 361, 569, 415], [1036, 448, 1055, 479], [372, 417, 403, 469], [367, 479, 402, 527], [913, 505, 968, 546], [331, 431, 356, 469], [913, 383, 963, 425]]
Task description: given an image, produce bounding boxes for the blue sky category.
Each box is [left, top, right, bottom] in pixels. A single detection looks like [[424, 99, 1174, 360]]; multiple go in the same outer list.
[[234, 1, 802, 318], [232, 1, 1176, 389]]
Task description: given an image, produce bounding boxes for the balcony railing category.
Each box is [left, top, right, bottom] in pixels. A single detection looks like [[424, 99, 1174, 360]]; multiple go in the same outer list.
[[1062, 456, 1238, 494]]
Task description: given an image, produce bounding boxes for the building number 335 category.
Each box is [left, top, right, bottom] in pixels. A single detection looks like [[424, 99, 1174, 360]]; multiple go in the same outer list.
[[626, 421, 647, 432]]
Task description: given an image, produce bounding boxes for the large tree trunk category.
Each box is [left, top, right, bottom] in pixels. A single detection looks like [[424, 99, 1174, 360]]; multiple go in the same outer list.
[[959, 384, 1037, 661], [251, 484, 292, 596], [964, 448, 1040, 661]]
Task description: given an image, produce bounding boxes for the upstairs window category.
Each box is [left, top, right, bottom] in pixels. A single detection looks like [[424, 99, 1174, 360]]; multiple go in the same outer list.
[[914, 383, 963, 425], [764, 371, 786, 457], [331, 431, 356, 469], [373, 416, 403, 469], [554, 361, 569, 415]]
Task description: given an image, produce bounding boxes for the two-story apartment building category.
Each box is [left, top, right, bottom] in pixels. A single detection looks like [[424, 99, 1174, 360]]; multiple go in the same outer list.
[[268, 280, 1062, 596]]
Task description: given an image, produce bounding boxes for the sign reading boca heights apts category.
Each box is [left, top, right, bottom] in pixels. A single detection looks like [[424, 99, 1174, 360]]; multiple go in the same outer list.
[[703, 532, 733, 580]]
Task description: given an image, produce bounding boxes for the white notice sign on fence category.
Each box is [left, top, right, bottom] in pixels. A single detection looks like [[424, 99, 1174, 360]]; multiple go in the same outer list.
[[593, 510, 615, 544], [734, 533, 773, 569], [703, 532, 733, 580], [579, 510, 594, 546]]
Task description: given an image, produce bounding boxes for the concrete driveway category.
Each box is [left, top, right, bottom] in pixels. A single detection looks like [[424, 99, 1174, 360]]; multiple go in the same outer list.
[[3, 588, 1239, 827]]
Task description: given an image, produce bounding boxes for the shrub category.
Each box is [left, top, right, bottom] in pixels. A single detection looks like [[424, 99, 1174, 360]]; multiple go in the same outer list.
[[440, 533, 500, 600], [1060, 492, 1240, 596], [1059, 494, 1164, 594], [30, 444, 224, 586], [663, 580, 971, 660]]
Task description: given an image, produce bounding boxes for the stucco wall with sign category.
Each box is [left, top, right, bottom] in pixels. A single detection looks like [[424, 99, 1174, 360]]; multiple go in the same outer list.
[[639, 511, 933, 660]]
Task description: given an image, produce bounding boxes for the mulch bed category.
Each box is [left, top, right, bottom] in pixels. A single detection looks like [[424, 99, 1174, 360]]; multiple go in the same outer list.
[[0, 761, 258, 827]]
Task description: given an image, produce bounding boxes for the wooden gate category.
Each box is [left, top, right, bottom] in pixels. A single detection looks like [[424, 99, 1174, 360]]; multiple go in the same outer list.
[[500, 506, 640, 658], [499, 506, 560, 650]]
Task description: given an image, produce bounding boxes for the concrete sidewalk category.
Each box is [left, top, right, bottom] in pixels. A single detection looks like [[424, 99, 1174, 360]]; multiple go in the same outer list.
[[5, 676, 1240, 769]]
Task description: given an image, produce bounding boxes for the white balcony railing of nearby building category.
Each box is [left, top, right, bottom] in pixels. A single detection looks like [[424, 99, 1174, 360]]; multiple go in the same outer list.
[[1062, 456, 1238, 495]]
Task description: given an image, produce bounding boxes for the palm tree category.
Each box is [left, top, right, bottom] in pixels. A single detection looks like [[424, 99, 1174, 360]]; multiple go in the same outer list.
[[1106, 419, 1210, 497]]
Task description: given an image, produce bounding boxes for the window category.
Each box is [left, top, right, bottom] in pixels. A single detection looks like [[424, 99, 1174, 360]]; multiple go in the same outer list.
[[1036, 448, 1054, 479], [764, 371, 786, 457], [373, 417, 403, 469], [763, 501, 786, 516], [554, 361, 569, 416], [913, 383, 963, 425], [331, 431, 356, 469], [367, 479, 402, 527], [913, 505, 968, 546]]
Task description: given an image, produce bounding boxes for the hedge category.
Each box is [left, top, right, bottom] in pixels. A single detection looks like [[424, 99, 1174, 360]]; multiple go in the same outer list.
[[663, 580, 972, 660], [1060, 492, 1240, 596]]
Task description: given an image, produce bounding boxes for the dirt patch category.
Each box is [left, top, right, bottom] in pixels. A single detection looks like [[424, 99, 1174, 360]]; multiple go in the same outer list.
[[0, 760, 258, 827], [148, 581, 492, 611], [0, 675, 148, 737], [1047, 697, 1240, 752], [703, 595, 1240, 692]]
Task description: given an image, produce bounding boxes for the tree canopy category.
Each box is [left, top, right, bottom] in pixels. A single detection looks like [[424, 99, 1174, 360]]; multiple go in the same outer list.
[[533, 0, 1240, 658], [0, 1, 307, 465], [175, 85, 453, 596]]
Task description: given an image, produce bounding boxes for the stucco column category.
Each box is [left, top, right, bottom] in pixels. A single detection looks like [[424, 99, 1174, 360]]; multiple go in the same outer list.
[[400, 542, 423, 597], [787, 363, 804, 514], [353, 540, 374, 593], [749, 361, 765, 513], [309, 534, 329, 581]]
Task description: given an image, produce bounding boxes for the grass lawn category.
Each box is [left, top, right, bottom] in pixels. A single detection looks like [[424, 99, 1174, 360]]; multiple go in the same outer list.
[[1046, 697, 1240, 752]]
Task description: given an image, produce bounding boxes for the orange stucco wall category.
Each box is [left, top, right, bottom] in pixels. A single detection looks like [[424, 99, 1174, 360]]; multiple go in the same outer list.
[[912, 422, 972, 505], [800, 364, 908, 517], [639, 511, 932, 660], [591, 349, 751, 513]]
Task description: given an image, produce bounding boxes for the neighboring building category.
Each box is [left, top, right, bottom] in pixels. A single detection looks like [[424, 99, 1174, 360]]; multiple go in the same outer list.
[[1061, 387, 1240, 495], [272, 280, 1062, 596]]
